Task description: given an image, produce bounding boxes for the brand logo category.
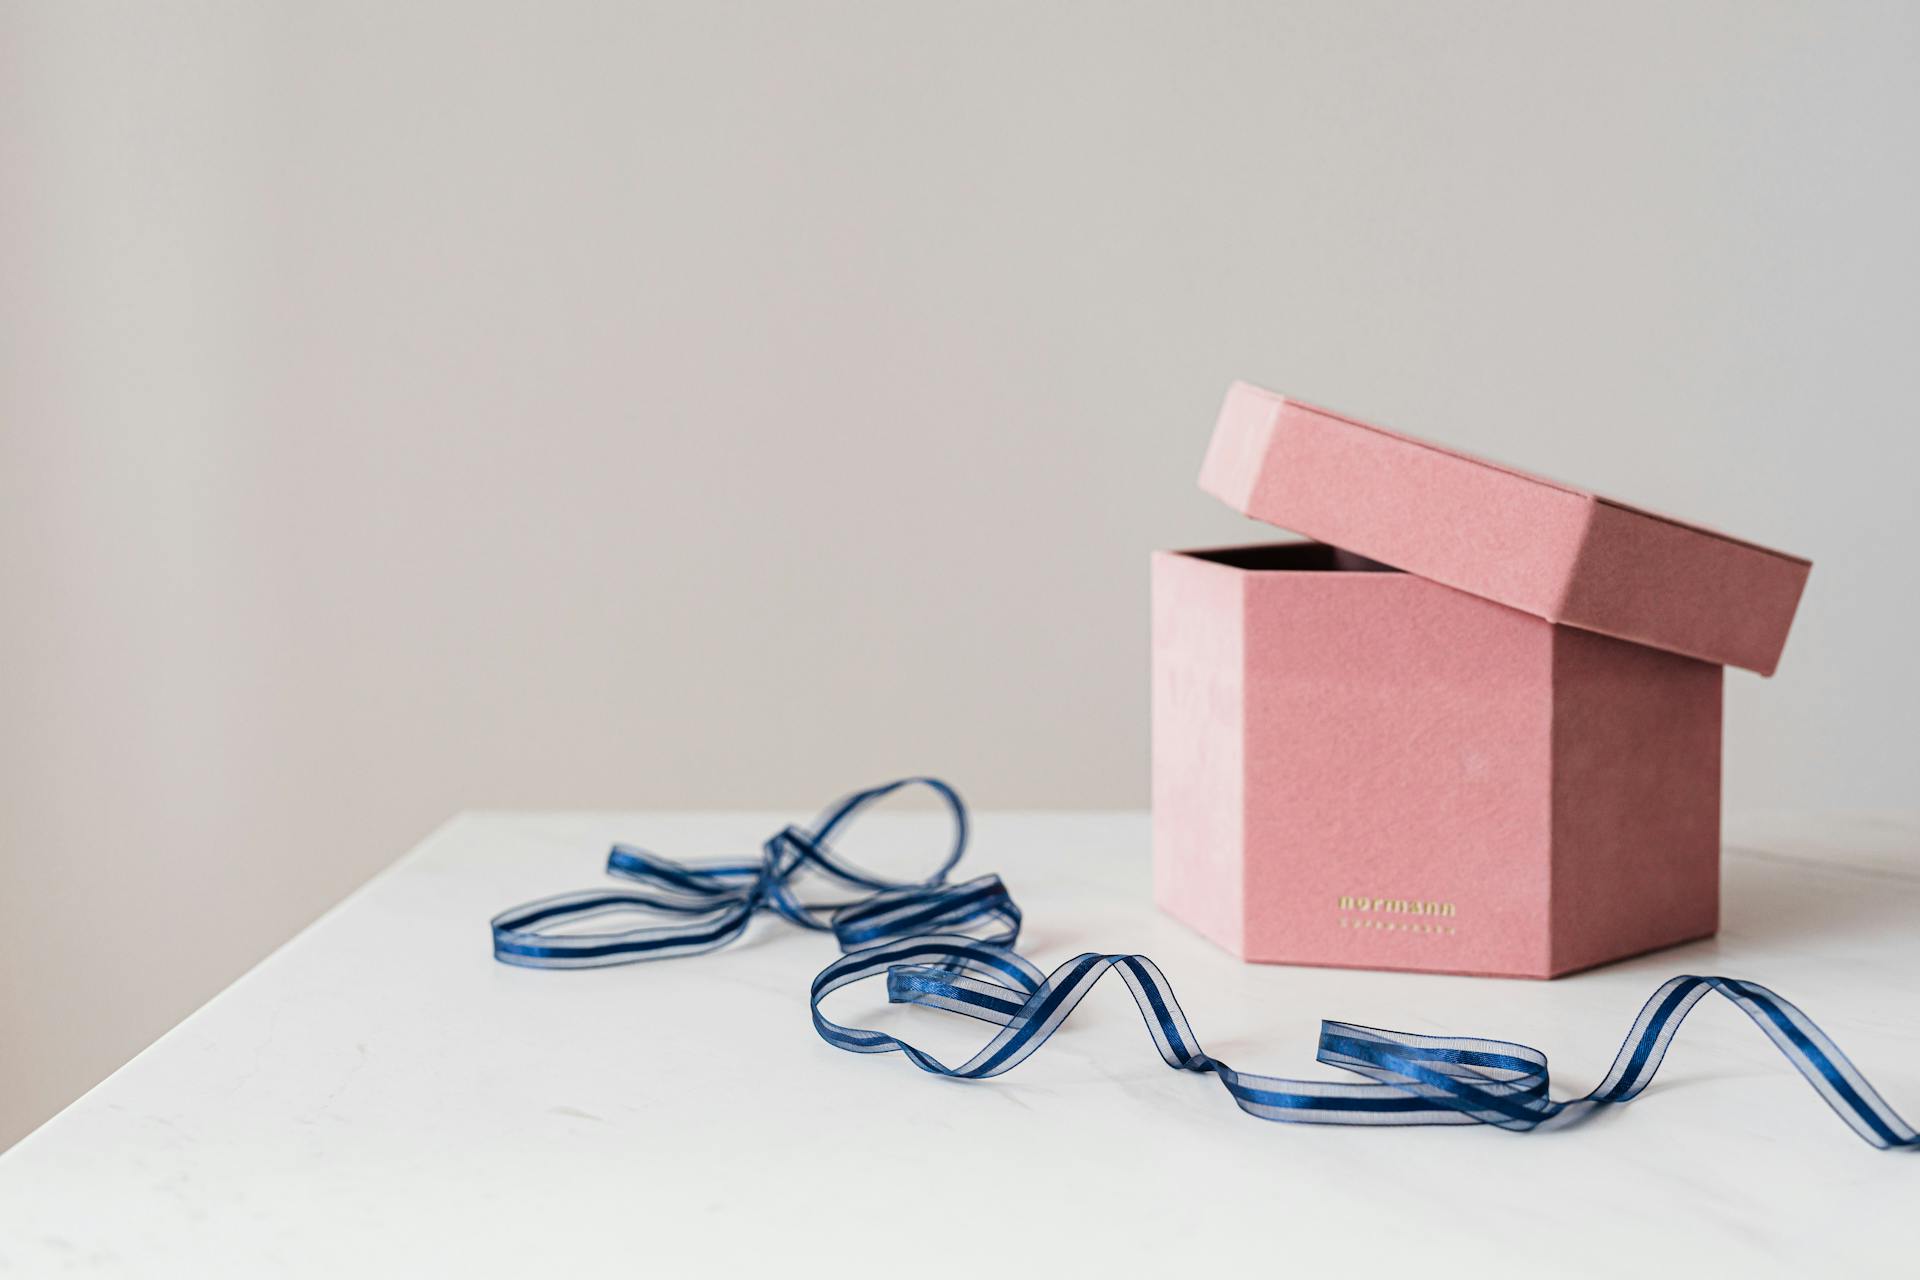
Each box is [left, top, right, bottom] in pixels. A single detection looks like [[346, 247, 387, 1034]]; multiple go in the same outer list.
[[1337, 895, 1456, 935], [1339, 896, 1453, 916]]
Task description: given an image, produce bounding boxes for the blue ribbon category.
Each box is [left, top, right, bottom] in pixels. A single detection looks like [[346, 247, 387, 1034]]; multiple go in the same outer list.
[[492, 777, 1018, 967], [492, 777, 1917, 1150]]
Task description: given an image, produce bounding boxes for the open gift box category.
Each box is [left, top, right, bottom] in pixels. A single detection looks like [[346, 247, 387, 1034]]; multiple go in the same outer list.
[[1151, 383, 1811, 978]]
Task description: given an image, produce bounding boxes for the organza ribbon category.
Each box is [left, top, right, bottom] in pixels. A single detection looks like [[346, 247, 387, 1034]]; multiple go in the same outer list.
[[492, 778, 1018, 966], [491, 777, 1917, 1149]]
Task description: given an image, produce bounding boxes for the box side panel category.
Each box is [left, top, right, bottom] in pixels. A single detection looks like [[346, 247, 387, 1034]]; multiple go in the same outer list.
[[1240, 574, 1556, 977], [1561, 500, 1811, 677], [1151, 552, 1246, 956], [1196, 390, 1273, 514], [1548, 629, 1722, 976]]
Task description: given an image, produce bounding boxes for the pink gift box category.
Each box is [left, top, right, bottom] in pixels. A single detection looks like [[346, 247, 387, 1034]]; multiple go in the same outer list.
[[1152, 383, 1812, 978]]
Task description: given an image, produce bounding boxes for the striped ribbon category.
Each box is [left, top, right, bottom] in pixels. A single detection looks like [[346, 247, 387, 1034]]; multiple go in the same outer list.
[[492, 778, 1018, 967], [492, 777, 1917, 1149]]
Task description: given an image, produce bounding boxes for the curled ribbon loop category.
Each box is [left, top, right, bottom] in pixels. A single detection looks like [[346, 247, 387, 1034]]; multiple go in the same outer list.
[[491, 776, 1019, 968], [495, 776, 1918, 1150], [821, 941, 1919, 1148]]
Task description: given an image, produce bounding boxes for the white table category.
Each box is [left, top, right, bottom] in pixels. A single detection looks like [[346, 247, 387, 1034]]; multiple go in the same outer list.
[[3, 809, 1916, 1276]]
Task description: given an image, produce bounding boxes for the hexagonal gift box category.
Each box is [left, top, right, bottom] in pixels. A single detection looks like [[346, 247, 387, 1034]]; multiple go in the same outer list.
[[1151, 384, 1810, 978]]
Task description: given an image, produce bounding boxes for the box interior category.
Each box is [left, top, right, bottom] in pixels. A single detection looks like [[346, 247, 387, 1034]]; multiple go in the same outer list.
[[1176, 541, 1400, 574]]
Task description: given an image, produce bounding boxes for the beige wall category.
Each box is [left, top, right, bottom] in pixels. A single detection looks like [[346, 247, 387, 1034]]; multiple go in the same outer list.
[[3, 1, 1917, 1147]]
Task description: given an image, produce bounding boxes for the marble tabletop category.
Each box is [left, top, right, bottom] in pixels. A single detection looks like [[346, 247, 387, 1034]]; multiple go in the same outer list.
[[2, 809, 1915, 1276]]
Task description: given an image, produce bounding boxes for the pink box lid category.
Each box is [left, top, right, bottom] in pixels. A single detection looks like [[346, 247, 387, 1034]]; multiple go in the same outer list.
[[1199, 381, 1811, 675]]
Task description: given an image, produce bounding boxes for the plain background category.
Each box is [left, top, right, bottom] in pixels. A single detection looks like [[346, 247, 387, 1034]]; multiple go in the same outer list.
[[2, 1, 1915, 1149]]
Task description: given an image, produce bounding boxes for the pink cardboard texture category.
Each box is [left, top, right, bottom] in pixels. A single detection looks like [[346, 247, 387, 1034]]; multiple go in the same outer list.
[[1154, 385, 1804, 979], [1199, 382, 1810, 675]]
